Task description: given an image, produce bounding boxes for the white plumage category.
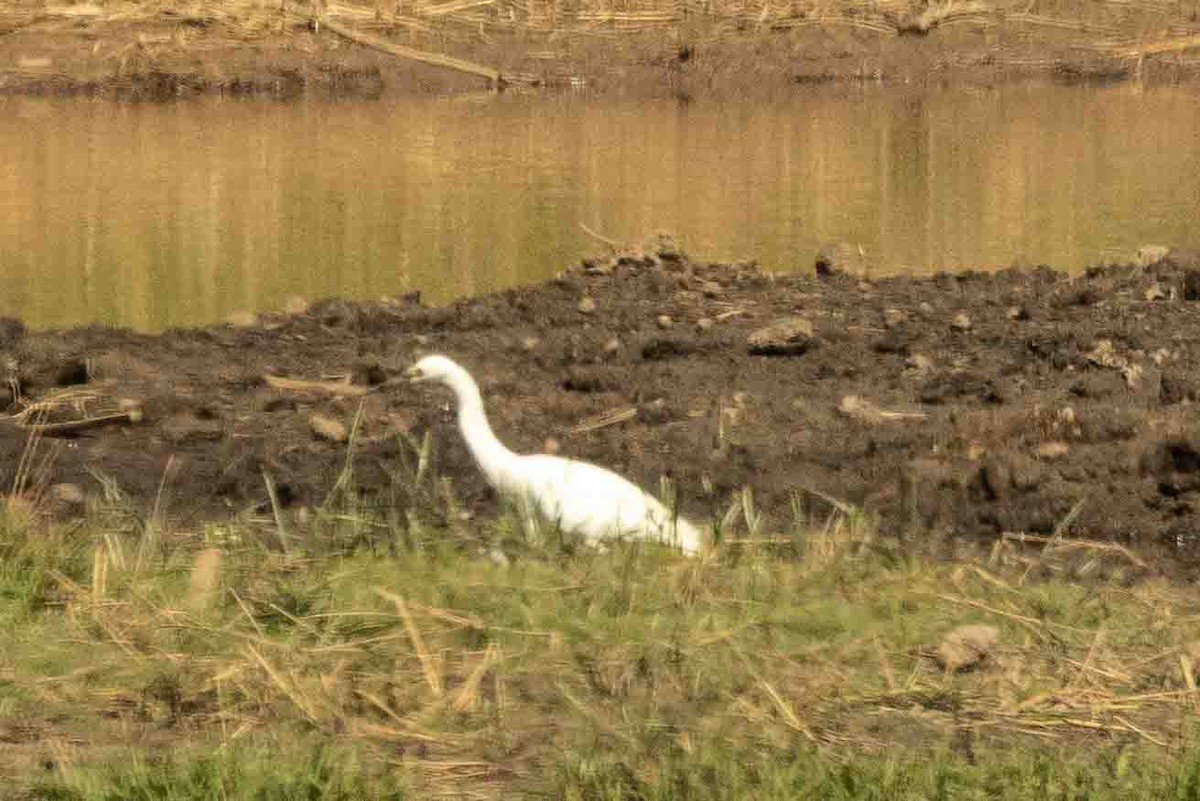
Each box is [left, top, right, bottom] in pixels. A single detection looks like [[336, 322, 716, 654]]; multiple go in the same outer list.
[[407, 354, 703, 555]]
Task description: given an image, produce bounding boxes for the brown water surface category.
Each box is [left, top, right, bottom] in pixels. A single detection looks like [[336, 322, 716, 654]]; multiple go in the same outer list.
[[2, 84, 1198, 330]]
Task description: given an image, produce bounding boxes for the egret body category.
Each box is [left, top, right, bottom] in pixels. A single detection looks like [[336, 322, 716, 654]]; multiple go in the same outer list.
[[407, 354, 703, 554]]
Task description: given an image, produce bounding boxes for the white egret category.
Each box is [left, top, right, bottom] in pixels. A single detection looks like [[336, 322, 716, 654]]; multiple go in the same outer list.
[[407, 354, 703, 554]]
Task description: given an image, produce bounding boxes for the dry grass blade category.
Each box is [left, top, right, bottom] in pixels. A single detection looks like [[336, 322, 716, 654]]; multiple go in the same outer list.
[[186, 548, 222, 612], [264, 374, 369, 397], [91, 541, 108, 601], [758, 678, 817, 742], [452, 643, 501, 712], [568, 406, 637, 434], [375, 588, 444, 696], [245, 644, 322, 724], [1001, 531, 1146, 567], [355, 691, 445, 742]]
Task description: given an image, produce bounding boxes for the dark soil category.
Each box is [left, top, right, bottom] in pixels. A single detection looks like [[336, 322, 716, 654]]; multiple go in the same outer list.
[[5, 247, 1200, 562]]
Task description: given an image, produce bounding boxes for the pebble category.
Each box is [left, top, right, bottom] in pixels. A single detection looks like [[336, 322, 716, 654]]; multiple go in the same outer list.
[[951, 312, 972, 332], [700, 281, 723, 298], [577, 296, 597, 314], [905, 353, 934, 372], [696, 317, 715, 332], [521, 336, 540, 352], [815, 241, 865, 277], [1144, 283, 1171, 302], [1007, 305, 1030, 320], [656, 315, 674, 330]]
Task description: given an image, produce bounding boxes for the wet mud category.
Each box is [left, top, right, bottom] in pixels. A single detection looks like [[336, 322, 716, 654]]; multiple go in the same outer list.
[[5, 246, 1200, 561]]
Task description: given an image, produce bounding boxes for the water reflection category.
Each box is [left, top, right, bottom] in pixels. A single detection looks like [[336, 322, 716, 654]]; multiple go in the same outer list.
[[1, 84, 1198, 330]]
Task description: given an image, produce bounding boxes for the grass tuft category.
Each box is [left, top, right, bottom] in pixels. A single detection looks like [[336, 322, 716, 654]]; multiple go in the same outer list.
[[3, 460, 1200, 798]]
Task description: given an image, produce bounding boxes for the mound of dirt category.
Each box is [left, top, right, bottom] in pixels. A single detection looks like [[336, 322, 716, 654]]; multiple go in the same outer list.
[[5, 247, 1200, 559]]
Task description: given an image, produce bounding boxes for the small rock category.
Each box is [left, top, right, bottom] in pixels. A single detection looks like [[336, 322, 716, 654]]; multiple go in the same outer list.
[[1037, 441, 1070, 460], [602, 337, 621, 354], [747, 317, 816, 356], [310, 414, 348, 443], [521, 336, 540, 352], [656, 315, 674, 330], [882, 308, 907, 329], [935, 624, 999, 672], [951, 312, 972, 332], [696, 317, 715, 332], [1135, 244, 1171, 269], [1007, 305, 1030, 321], [653, 234, 684, 262], [1009, 454, 1045, 491], [1085, 339, 1124, 369], [414, 334, 431, 346], [917, 302, 936, 319], [905, 353, 934, 373], [1144, 283, 1171, 302], [577, 296, 597, 315], [283, 296, 310, 315], [225, 310, 258, 328], [700, 281, 723, 298], [50, 483, 85, 506]]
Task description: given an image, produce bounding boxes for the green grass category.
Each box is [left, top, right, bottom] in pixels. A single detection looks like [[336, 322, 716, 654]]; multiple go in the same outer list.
[[4, 461, 1200, 799]]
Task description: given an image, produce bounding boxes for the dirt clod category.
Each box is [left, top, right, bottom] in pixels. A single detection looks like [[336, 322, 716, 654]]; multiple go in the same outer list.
[[747, 317, 816, 356]]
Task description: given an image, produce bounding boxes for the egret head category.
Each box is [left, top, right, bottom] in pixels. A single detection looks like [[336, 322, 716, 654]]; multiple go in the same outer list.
[[406, 354, 464, 385]]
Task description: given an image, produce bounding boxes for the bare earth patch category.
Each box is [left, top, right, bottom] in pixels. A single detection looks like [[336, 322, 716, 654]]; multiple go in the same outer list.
[[4, 246, 1200, 563], [3, 0, 1200, 96]]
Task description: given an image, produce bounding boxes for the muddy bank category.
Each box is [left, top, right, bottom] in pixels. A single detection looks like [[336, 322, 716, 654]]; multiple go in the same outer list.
[[3, 6, 1200, 98], [6, 245, 1200, 559]]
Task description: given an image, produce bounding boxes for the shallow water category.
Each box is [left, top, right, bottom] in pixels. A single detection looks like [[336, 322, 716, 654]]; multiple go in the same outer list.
[[2, 84, 1198, 330]]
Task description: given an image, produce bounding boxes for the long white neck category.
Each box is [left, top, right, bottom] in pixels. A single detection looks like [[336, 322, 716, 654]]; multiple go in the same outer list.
[[442, 365, 519, 487]]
